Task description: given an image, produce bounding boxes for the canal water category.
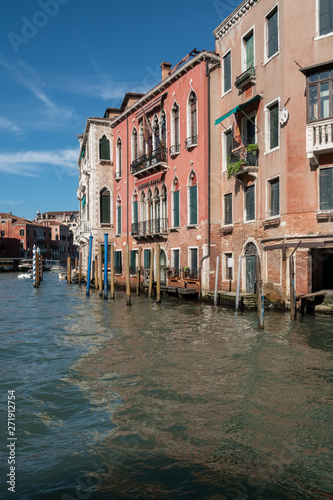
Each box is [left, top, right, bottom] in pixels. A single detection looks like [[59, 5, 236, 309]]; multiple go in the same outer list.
[[1, 273, 332, 500]]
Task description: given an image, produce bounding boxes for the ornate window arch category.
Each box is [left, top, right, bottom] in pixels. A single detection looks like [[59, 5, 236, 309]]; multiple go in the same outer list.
[[152, 114, 159, 151], [187, 90, 198, 147], [116, 138, 122, 177], [139, 123, 144, 157], [159, 109, 167, 145], [172, 176, 180, 228], [171, 101, 180, 153], [131, 127, 138, 163], [99, 135, 110, 160], [116, 195, 122, 235], [188, 170, 198, 225]]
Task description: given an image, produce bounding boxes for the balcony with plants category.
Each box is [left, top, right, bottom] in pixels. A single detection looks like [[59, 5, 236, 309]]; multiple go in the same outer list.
[[227, 144, 259, 180]]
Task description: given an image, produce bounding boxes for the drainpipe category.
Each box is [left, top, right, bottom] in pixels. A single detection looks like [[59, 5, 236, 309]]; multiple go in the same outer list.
[[200, 57, 220, 293]]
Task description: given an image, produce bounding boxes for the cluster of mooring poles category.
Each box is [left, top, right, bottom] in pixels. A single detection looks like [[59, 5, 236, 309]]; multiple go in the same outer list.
[[32, 244, 43, 288], [80, 234, 163, 306]]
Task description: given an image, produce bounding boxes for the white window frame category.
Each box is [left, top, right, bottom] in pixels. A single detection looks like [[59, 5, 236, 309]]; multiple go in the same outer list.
[[222, 126, 232, 172], [170, 101, 180, 153], [264, 3, 280, 66], [187, 171, 198, 226], [223, 192, 233, 227], [266, 175, 281, 219], [171, 177, 180, 228], [116, 137, 122, 178], [131, 127, 138, 163], [241, 111, 257, 146], [243, 183, 256, 223], [315, 0, 333, 40], [241, 26, 255, 72], [171, 247, 181, 268], [186, 90, 198, 146], [188, 246, 199, 272], [222, 49, 232, 96], [99, 186, 113, 226], [318, 165, 333, 212], [264, 97, 280, 155], [223, 252, 234, 282]]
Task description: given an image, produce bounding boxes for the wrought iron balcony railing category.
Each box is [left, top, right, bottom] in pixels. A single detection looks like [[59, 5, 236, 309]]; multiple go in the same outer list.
[[169, 144, 180, 155], [185, 136, 198, 149], [229, 147, 259, 167], [130, 147, 167, 175], [183, 268, 200, 280], [131, 218, 168, 237]]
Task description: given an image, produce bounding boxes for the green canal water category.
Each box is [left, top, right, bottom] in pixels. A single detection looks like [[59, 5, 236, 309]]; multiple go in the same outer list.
[[0, 272, 332, 499]]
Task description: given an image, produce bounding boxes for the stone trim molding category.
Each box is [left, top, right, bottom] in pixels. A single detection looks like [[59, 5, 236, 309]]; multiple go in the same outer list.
[[213, 0, 260, 41]]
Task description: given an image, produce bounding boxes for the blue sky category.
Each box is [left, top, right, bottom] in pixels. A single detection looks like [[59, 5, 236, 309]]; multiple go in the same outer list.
[[0, 0, 237, 220]]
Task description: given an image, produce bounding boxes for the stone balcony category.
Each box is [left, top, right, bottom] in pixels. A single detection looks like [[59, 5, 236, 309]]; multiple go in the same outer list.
[[306, 118, 333, 165]]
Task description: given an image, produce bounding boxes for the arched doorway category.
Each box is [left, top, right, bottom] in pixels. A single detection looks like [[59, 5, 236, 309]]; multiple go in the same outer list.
[[160, 249, 167, 284], [244, 242, 258, 293]]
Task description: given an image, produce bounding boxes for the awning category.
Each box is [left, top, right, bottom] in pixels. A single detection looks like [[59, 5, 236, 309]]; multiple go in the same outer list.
[[215, 94, 262, 126], [135, 172, 164, 190]]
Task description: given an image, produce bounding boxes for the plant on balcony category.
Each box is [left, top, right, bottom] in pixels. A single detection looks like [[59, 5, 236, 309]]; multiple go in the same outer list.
[[227, 155, 246, 179], [246, 143, 259, 153]]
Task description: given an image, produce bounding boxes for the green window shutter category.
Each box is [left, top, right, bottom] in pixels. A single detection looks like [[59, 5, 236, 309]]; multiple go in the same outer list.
[[268, 9, 278, 58], [270, 178, 280, 216], [130, 250, 137, 273], [270, 103, 279, 149], [226, 130, 233, 156], [100, 136, 110, 160], [100, 191, 110, 223], [191, 248, 198, 273], [224, 193, 232, 225], [82, 194, 86, 209], [320, 168, 333, 210], [246, 185, 255, 221], [319, 0, 333, 36], [144, 249, 151, 268], [173, 249, 180, 270], [224, 52, 231, 92], [189, 185, 198, 225], [246, 32, 254, 69], [173, 190, 180, 227], [115, 251, 122, 274], [133, 200, 138, 224], [117, 206, 121, 234]]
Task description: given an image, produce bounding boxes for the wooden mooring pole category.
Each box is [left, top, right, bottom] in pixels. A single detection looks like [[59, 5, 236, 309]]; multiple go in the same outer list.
[[110, 242, 115, 300], [214, 256, 220, 306], [289, 255, 296, 320], [104, 234, 108, 300], [125, 244, 131, 306], [256, 255, 264, 330], [235, 255, 242, 311], [98, 245, 103, 297], [156, 244, 161, 304], [67, 256, 71, 284], [136, 246, 141, 296], [95, 256, 98, 291], [74, 257, 78, 273], [148, 247, 155, 297], [40, 255, 43, 282]]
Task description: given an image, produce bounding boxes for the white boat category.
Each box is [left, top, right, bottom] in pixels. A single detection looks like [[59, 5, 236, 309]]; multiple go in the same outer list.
[[59, 272, 67, 280], [50, 264, 66, 273], [18, 270, 33, 279]]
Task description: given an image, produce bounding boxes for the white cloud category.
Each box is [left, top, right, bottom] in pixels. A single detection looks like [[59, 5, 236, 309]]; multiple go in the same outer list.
[[0, 116, 21, 134], [0, 148, 79, 177], [0, 199, 24, 206]]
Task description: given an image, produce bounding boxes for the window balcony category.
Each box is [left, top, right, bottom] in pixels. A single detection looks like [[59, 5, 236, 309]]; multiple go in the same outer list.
[[169, 144, 180, 155], [131, 218, 168, 238], [130, 147, 168, 178], [306, 118, 333, 165], [227, 146, 259, 179], [235, 66, 256, 91], [185, 136, 198, 149]]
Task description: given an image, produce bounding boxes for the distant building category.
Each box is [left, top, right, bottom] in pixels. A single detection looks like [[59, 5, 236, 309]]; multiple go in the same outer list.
[[37, 220, 74, 264], [0, 213, 51, 259], [35, 210, 79, 234]]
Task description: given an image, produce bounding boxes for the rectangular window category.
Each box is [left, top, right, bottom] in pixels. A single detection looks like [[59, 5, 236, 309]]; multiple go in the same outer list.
[[117, 205, 121, 235], [244, 31, 254, 69], [268, 101, 279, 150], [320, 167, 333, 210], [268, 177, 280, 216], [225, 253, 233, 280], [114, 250, 122, 275], [143, 249, 151, 269], [173, 190, 180, 227], [307, 68, 333, 122], [130, 250, 137, 275], [172, 249, 180, 271], [223, 129, 233, 171], [245, 184, 255, 221], [190, 248, 198, 275], [224, 193, 233, 225], [133, 200, 138, 224], [319, 0, 333, 36], [267, 7, 279, 59], [189, 184, 198, 225], [223, 51, 231, 94]]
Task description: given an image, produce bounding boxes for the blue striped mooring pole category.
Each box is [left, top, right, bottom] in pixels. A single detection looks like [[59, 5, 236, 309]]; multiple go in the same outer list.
[[37, 247, 41, 281], [104, 233, 108, 300], [86, 234, 93, 296], [33, 244, 36, 288]]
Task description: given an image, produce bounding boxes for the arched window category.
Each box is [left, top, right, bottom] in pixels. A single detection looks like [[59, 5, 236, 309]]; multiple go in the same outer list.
[[19, 228, 24, 236], [172, 177, 180, 228], [132, 128, 138, 163], [188, 170, 198, 225], [160, 110, 166, 145], [154, 186, 160, 228], [139, 124, 144, 157], [152, 115, 159, 151], [132, 192, 138, 234], [100, 188, 111, 224], [171, 102, 180, 154], [116, 138, 122, 177], [161, 184, 167, 232], [99, 135, 110, 160], [147, 189, 153, 233], [116, 197, 122, 235], [187, 91, 198, 147]]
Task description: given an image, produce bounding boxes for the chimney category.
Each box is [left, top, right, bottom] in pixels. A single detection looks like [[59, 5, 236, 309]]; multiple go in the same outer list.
[[161, 62, 172, 81]]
